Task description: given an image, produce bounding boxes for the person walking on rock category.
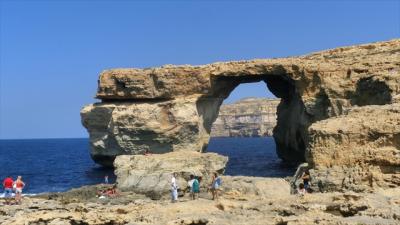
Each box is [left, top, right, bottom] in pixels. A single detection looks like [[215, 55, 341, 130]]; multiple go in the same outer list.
[[171, 173, 178, 203], [210, 172, 222, 200], [14, 176, 25, 204], [3, 176, 14, 205]]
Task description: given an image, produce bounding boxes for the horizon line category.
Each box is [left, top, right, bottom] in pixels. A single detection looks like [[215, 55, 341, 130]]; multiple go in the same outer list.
[[0, 137, 89, 141]]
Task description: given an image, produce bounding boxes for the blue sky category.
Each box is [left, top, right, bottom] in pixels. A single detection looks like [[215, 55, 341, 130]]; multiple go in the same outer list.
[[0, 1, 399, 139]]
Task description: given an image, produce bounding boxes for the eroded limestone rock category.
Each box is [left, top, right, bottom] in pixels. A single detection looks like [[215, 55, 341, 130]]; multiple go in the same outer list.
[[81, 39, 400, 191], [308, 104, 400, 191], [114, 151, 228, 199], [81, 98, 215, 167]]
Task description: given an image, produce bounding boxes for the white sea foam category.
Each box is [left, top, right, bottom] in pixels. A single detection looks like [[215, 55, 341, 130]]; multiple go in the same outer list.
[[0, 193, 38, 198]]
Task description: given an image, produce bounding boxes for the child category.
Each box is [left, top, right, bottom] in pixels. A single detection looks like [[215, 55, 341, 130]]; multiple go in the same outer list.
[[297, 183, 306, 196]]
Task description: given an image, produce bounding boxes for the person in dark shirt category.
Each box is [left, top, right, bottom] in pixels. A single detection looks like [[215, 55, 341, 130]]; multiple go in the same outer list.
[[301, 170, 311, 192]]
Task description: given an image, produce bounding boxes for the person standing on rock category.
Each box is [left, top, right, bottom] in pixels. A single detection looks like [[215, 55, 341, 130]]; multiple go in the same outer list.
[[188, 175, 195, 198], [301, 170, 311, 191], [188, 175, 199, 200], [171, 173, 178, 203], [192, 176, 200, 200], [210, 172, 222, 200], [13, 176, 25, 204], [3, 176, 14, 205]]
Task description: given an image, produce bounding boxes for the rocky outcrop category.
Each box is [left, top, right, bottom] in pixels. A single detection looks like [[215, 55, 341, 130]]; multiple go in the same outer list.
[[81, 98, 211, 167], [114, 151, 228, 199], [81, 39, 400, 191], [211, 98, 279, 137], [307, 103, 400, 192]]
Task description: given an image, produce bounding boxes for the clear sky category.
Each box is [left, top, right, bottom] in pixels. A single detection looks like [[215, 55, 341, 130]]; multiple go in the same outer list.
[[0, 1, 399, 139]]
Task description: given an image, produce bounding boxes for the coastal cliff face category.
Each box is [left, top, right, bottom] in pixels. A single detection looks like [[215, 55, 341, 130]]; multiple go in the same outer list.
[[210, 98, 279, 137], [81, 39, 400, 191], [308, 103, 400, 191]]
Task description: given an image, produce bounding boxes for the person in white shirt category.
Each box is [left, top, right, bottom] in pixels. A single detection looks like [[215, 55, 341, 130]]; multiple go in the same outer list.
[[297, 183, 307, 196], [171, 173, 178, 202]]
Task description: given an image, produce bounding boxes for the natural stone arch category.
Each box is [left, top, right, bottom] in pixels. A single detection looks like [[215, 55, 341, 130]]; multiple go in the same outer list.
[[81, 39, 400, 191], [197, 74, 312, 163]]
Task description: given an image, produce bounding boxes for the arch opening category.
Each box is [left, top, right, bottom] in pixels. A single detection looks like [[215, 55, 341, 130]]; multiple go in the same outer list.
[[197, 73, 312, 176]]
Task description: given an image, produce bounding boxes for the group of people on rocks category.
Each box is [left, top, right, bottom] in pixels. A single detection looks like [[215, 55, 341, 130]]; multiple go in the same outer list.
[[171, 172, 222, 203], [2, 176, 26, 205], [96, 184, 119, 199]]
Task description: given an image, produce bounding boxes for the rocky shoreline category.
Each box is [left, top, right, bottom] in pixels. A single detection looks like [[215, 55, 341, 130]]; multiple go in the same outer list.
[[5, 39, 397, 224], [1, 179, 399, 225]]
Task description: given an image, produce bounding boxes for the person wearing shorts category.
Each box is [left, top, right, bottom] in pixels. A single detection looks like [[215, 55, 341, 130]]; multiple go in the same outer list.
[[210, 172, 221, 200], [3, 176, 14, 205], [14, 176, 25, 204]]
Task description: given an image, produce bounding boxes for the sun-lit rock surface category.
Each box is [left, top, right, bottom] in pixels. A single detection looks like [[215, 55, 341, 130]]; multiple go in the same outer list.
[[81, 39, 400, 191], [114, 151, 228, 199], [211, 98, 279, 137], [1, 185, 399, 225], [308, 103, 400, 192]]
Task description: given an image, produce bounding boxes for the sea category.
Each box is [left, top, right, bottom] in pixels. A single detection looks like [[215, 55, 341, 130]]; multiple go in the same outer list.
[[0, 137, 295, 194]]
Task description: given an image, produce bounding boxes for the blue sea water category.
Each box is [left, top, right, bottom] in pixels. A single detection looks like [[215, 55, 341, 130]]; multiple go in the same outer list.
[[0, 137, 295, 194], [207, 137, 296, 177]]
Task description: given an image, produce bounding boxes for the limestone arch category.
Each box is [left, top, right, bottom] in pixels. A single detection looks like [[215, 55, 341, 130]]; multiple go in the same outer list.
[[197, 73, 312, 164]]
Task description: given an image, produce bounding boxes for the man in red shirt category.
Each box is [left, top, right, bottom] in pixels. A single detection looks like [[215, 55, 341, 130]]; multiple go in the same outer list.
[[3, 176, 14, 205]]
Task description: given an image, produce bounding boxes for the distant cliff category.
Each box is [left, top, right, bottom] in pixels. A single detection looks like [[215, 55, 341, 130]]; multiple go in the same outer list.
[[211, 98, 279, 137]]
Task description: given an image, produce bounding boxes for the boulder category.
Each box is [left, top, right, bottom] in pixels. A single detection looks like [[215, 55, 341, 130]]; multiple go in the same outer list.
[[114, 151, 228, 199]]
